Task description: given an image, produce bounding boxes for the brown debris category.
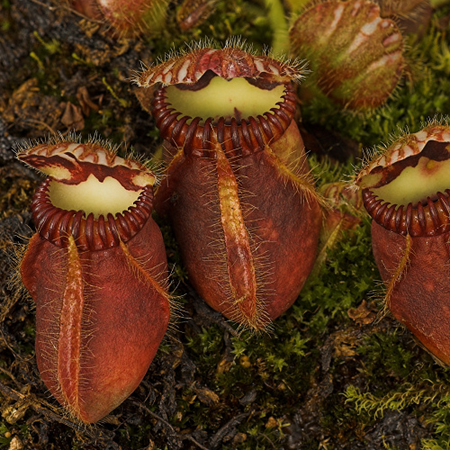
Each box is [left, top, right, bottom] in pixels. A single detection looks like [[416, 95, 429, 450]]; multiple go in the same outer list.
[[60, 101, 84, 130], [177, 0, 217, 31], [348, 300, 377, 326], [194, 386, 220, 406], [76, 86, 100, 115], [1, 79, 65, 136]]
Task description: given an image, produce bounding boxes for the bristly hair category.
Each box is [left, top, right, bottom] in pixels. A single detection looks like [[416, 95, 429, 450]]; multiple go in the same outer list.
[[14, 130, 164, 180], [357, 115, 450, 175], [132, 36, 309, 86], [133, 36, 219, 79], [14, 131, 122, 158]]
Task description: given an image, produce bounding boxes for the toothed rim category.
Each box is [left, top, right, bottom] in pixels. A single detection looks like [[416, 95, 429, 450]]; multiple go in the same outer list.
[[151, 83, 297, 156], [32, 179, 154, 251], [359, 124, 450, 237], [362, 188, 450, 237]]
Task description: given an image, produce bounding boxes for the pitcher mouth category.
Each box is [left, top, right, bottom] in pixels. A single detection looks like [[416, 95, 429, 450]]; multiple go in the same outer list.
[[32, 179, 154, 251], [163, 72, 286, 123], [361, 139, 450, 237], [151, 74, 297, 157]]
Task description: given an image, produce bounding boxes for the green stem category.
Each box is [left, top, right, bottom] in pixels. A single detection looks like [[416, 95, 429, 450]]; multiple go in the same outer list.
[[265, 0, 290, 57]]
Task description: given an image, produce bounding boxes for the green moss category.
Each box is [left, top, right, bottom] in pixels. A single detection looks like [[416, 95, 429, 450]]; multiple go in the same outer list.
[[422, 440, 450, 450], [146, 0, 273, 57], [294, 220, 376, 334], [0, 423, 12, 449]]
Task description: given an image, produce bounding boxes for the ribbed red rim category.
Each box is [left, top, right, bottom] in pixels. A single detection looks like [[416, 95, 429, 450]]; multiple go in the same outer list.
[[151, 82, 297, 157], [31, 178, 153, 251], [362, 188, 450, 237]]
